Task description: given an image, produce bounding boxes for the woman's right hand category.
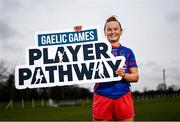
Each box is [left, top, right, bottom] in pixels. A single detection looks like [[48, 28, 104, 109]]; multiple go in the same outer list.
[[74, 25, 83, 32]]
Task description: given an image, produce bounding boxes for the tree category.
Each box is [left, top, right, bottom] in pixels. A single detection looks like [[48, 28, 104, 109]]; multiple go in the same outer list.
[[156, 83, 166, 91], [0, 60, 8, 82], [168, 84, 179, 92], [6, 74, 15, 99]]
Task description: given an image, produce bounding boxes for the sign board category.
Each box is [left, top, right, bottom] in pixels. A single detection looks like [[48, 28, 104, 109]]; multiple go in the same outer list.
[[15, 28, 125, 89]]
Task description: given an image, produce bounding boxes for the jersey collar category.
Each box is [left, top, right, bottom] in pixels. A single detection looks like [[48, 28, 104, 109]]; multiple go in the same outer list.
[[112, 44, 121, 49]]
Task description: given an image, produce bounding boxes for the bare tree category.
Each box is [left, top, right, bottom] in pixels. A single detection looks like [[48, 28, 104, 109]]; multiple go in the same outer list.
[[0, 60, 8, 82], [156, 83, 167, 91]]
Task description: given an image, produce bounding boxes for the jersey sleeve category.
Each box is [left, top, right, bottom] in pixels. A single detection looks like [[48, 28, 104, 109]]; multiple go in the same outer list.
[[127, 49, 138, 68]]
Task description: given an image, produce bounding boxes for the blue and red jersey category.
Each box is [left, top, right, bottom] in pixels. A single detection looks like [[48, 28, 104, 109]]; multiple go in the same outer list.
[[94, 44, 138, 99]]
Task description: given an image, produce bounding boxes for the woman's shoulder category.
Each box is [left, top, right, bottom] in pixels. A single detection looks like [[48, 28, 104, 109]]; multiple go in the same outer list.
[[120, 45, 133, 52]]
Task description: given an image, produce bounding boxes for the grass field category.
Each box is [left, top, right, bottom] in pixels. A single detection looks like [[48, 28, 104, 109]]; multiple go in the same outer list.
[[134, 97, 180, 121], [0, 97, 180, 121]]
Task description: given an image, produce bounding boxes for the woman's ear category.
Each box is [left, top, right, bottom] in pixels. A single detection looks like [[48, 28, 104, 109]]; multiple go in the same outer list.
[[120, 29, 123, 35]]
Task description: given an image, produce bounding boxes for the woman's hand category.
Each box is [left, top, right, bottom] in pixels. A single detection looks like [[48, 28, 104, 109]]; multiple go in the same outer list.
[[116, 68, 139, 82], [74, 25, 83, 32], [116, 68, 125, 78]]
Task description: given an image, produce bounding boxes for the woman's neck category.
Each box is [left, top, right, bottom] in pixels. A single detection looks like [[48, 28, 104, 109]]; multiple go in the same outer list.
[[111, 42, 120, 47]]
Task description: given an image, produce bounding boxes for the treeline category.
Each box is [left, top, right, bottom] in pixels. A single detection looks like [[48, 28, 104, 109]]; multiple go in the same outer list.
[[133, 87, 180, 101], [0, 74, 93, 101], [1, 74, 180, 102]]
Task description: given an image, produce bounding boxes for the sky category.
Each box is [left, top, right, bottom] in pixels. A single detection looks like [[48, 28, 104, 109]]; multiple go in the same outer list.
[[0, 0, 180, 92]]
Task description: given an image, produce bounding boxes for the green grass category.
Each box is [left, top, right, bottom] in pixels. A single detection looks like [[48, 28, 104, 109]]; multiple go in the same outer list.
[[134, 97, 180, 121], [0, 97, 180, 121], [0, 101, 92, 121]]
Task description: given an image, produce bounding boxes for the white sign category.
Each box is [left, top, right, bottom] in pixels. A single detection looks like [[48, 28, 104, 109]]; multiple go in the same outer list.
[[15, 28, 125, 89]]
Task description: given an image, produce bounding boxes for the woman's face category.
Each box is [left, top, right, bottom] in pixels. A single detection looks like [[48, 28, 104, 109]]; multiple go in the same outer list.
[[104, 21, 122, 44]]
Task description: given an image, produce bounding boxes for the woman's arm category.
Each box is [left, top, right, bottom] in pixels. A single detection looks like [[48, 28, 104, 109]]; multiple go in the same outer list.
[[116, 68, 139, 83]]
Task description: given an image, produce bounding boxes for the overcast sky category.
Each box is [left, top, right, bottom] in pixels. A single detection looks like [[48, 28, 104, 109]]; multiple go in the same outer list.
[[0, 0, 179, 92]]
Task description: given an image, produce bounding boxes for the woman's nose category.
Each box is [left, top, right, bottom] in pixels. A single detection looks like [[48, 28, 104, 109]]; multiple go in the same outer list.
[[111, 29, 115, 34]]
